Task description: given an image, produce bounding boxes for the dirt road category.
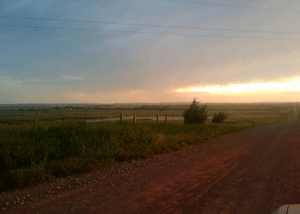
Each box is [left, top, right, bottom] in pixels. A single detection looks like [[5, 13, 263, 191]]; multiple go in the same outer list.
[[2, 115, 300, 214]]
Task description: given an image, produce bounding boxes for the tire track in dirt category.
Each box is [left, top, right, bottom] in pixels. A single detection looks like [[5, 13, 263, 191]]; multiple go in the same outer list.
[[185, 118, 300, 214], [123, 125, 280, 214]]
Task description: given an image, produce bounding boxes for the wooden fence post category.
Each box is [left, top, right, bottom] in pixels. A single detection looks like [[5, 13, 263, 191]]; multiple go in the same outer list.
[[165, 114, 167, 123], [85, 114, 87, 123], [133, 113, 136, 124], [156, 114, 159, 124], [120, 112, 123, 122], [173, 113, 174, 121]]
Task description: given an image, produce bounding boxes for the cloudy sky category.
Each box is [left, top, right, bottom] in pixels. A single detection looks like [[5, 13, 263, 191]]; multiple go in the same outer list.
[[1, 0, 300, 104]]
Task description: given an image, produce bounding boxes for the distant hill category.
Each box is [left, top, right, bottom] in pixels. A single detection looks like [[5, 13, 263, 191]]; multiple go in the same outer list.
[[0, 103, 95, 108], [0, 102, 190, 108]]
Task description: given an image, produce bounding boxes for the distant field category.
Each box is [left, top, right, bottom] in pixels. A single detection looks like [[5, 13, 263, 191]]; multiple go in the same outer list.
[[0, 103, 296, 126], [0, 102, 296, 192]]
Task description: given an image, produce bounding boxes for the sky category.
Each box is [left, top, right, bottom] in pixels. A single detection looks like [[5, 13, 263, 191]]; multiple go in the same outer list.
[[1, 0, 300, 104]]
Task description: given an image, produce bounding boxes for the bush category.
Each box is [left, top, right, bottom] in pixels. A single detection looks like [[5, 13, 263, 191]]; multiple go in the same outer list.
[[183, 98, 208, 124], [212, 111, 228, 123], [1, 165, 55, 191]]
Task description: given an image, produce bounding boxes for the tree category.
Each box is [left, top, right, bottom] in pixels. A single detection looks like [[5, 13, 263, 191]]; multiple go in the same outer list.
[[212, 111, 228, 123], [183, 98, 208, 124]]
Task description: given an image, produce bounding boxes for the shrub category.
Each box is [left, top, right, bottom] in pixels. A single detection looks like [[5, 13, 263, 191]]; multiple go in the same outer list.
[[212, 111, 228, 123], [183, 98, 208, 124], [1, 165, 55, 191]]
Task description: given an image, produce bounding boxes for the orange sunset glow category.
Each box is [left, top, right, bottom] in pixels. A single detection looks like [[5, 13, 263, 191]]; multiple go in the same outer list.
[[176, 77, 300, 94]]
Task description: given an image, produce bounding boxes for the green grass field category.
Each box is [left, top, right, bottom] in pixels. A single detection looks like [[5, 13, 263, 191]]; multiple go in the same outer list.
[[0, 103, 296, 192]]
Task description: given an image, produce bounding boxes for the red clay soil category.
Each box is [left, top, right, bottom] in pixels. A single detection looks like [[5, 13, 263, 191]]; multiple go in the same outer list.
[[1, 116, 300, 214]]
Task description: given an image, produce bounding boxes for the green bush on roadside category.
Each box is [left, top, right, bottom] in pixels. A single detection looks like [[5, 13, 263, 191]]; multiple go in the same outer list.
[[1, 165, 55, 191], [212, 111, 228, 123], [183, 98, 208, 124]]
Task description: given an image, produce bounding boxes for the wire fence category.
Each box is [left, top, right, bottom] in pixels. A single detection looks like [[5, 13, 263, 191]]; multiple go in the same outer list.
[[85, 112, 213, 124], [85, 112, 183, 124]]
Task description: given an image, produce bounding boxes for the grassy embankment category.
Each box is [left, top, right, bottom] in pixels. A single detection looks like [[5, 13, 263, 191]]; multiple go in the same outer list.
[[0, 103, 295, 192]]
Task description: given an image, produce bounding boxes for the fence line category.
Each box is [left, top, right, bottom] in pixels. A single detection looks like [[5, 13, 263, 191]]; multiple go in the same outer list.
[[120, 112, 136, 123], [120, 112, 168, 124], [85, 112, 187, 124], [0, 111, 212, 126], [0, 112, 183, 126]]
